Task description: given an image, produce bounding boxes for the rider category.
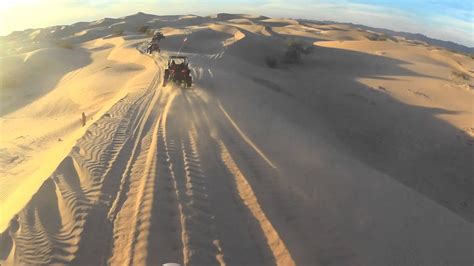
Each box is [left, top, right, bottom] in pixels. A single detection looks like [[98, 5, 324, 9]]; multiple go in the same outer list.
[[152, 31, 164, 42]]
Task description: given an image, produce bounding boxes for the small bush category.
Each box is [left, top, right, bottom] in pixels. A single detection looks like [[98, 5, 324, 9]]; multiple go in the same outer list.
[[283, 40, 314, 64], [367, 33, 389, 41], [283, 47, 301, 64], [287, 40, 304, 51], [302, 45, 315, 54], [265, 56, 278, 68]]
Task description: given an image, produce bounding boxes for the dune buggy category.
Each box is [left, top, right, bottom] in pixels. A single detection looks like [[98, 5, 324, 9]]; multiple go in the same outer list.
[[146, 42, 160, 53], [163, 56, 192, 87], [146, 31, 165, 54]]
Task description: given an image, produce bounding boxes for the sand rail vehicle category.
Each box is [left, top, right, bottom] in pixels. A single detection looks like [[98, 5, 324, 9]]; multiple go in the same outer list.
[[146, 42, 160, 53], [146, 31, 165, 54], [163, 56, 192, 87]]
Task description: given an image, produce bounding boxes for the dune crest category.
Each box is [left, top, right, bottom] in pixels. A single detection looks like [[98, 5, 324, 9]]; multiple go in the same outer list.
[[1, 13, 473, 265]]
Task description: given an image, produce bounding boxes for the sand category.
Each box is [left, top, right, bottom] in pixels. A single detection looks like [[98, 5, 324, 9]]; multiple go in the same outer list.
[[0, 12, 473, 266]]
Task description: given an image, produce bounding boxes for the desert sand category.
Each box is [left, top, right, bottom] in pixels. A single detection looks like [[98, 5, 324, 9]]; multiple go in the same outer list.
[[0, 12, 473, 265]]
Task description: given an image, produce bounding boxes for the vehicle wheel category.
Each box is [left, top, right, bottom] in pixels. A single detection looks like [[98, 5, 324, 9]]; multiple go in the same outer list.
[[163, 70, 169, 86], [186, 76, 192, 88]]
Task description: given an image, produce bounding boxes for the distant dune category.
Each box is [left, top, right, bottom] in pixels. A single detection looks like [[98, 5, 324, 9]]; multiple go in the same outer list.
[[1, 12, 473, 266], [296, 19, 474, 55]]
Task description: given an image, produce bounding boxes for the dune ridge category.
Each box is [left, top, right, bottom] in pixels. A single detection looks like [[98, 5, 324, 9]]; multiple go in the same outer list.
[[1, 12, 473, 265]]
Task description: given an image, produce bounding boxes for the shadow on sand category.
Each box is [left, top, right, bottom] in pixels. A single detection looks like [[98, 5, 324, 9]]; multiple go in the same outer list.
[[204, 38, 473, 263]]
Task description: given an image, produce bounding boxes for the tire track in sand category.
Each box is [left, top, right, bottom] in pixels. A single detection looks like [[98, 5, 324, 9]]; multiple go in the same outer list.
[[180, 90, 295, 266], [166, 111, 226, 265], [199, 93, 359, 265], [108, 89, 186, 265], [179, 128, 226, 265], [5, 87, 154, 265], [215, 140, 295, 266]]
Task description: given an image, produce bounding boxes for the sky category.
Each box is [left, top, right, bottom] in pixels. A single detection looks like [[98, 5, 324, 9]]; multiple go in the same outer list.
[[0, 0, 472, 46]]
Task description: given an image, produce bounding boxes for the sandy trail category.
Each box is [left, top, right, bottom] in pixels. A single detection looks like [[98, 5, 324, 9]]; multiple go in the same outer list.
[[1, 13, 473, 266], [103, 72, 299, 265], [4, 59, 471, 264], [1, 60, 298, 265]]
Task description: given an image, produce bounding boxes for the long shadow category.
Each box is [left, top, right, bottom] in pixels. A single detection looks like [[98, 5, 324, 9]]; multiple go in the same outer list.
[[310, 46, 473, 221], [222, 44, 474, 223], [203, 42, 474, 264]]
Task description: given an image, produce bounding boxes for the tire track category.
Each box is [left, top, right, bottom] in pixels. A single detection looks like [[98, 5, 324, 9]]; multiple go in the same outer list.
[[177, 123, 225, 265], [3, 49, 165, 265], [108, 89, 184, 265], [5, 87, 156, 265], [215, 139, 295, 266], [195, 92, 359, 265], [146, 91, 185, 265], [108, 113, 162, 265], [180, 91, 271, 264], [5, 56, 309, 266], [72, 86, 156, 265], [178, 90, 294, 265]]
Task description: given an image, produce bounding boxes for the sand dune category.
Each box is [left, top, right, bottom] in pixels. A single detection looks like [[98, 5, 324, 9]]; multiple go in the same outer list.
[[0, 31, 156, 238], [1, 12, 473, 265]]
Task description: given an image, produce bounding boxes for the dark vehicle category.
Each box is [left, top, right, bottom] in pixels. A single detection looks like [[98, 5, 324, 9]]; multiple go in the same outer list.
[[152, 31, 165, 42], [163, 56, 192, 87], [146, 42, 160, 53], [146, 31, 165, 54]]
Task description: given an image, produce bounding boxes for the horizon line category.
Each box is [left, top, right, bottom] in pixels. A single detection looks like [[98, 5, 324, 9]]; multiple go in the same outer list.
[[1, 11, 472, 50]]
